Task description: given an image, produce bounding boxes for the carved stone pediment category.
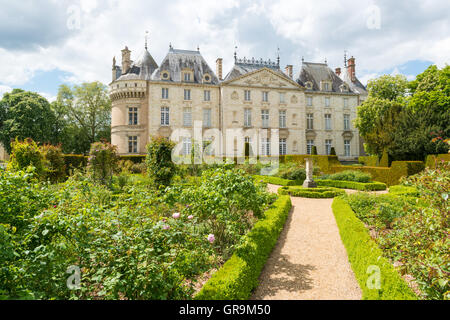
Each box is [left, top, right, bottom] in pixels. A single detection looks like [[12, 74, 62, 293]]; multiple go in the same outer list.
[[231, 91, 239, 100], [305, 129, 316, 139], [279, 128, 289, 139], [227, 69, 300, 89], [158, 126, 172, 138], [291, 95, 298, 104], [342, 131, 354, 139]]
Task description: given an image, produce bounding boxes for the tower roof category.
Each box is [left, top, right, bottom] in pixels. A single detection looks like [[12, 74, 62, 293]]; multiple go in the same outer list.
[[116, 48, 158, 81]]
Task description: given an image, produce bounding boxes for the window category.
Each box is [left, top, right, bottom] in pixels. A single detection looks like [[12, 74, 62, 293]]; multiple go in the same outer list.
[[204, 90, 211, 101], [128, 136, 138, 153], [161, 107, 169, 126], [344, 98, 349, 108], [261, 110, 269, 128], [325, 114, 332, 130], [162, 71, 170, 80], [244, 108, 252, 127], [307, 140, 315, 155], [279, 110, 286, 128], [183, 137, 191, 155], [325, 139, 332, 155], [279, 93, 285, 103], [307, 113, 314, 130], [307, 96, 313, 106], [325, 97, 330, 107], [128, 107, 138, 125], [261, 138, 270, 156], [344, 140, 351, 157], [162, 88, 169, 99], [183, 107, 192, 127], [184, 73, 191, 82], [244, 90, 251, 101], [203, 108, 211, 127], [279, 138, 287, 155], [344, 114, 350, 130], [184, 89, 191, 100], [323, 83, 330, 91], [262, 91, 269, 102]]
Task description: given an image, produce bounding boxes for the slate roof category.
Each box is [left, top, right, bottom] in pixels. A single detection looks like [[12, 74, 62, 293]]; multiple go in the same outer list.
[[151, 48, 219, 84], [339, 67, 368, 96], [223, 57, 287, 82], [297, 62, 348, 92], [116, 49, 159, 81]]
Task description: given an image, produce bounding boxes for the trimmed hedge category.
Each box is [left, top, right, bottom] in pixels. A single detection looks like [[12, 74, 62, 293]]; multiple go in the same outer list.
[[278, 186, 346, 198], [63, 154, 88, 174], [253, 175, 303, 186], [316, 179, 387, 191], [332, 198, 417, 300], [358, 156, 378, 167], [388, 185, 420, 197], [118, 155, 146, 163], [195, 195, 292, 300], [279, 154, 340, 173], [425, 153, 450, 168]]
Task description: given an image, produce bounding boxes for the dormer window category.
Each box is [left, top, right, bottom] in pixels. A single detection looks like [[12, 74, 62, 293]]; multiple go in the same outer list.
[[182, 69, 194, 82], [161, 71, 170, 80], [184, 73, 191, 81], [321, 81, 332, 91], [305, 81, 313, 90], [340, 83, 349, 92], [203, 73, 211, 83]]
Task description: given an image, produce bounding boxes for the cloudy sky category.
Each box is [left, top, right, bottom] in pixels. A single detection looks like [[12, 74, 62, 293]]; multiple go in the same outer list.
[[0, 0, 449, 101]]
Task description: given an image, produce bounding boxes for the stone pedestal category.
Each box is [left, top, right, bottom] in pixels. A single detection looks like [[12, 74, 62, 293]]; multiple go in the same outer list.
[[302, 157, 317, 188]]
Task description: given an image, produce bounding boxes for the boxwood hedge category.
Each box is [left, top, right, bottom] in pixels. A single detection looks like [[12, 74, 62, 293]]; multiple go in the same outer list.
[[278, 186, 346, 198], [316, 179, 387, 191], [195, 195, 292, 300], [253, 175, 303, 186]]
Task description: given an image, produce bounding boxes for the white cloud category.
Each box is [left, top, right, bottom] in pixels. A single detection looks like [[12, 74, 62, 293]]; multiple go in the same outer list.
[[0, 85, 12, 97], [0, 0, 448, 91]]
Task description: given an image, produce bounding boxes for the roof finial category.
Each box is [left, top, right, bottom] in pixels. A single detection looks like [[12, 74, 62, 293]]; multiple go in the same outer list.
[[344, 50, 347, 67], [302, 56, 304, 63], [197, 45, 200, 52], [169, 42, 173, 50], [234, 45, 237, 62], [277, 47, 280, 67], [324, 57, 327, 64], [145, 30, 149, 50]]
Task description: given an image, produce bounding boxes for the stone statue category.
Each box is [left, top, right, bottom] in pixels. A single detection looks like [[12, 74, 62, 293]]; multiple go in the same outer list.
[[302, 158, 317, 188]]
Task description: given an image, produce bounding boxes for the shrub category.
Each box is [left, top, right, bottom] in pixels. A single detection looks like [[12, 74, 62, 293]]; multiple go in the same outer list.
[[130, 162, 146, 174], [278, 186, 346, 198], [332, 198, 417, 300], [359, 155, 378, 167], [330, 147, 336, 156], [118, 155, 146, 164], [253, 175, 302, 186], [7, 138, 45, 178], [146, 136, 176, 188], [40, 144, 65, 183], [320, 170, 372, 183], [388, 185, 419, 197], [312, 146, 318, 155], [316, 179, 387, 191], [87, 141, 119, 185], [379, 148, 389, 167], [425, 154, 450, 168], [117, 159, 134, 174], [63, 154, 88, 175], [195, 196, 292, 300]]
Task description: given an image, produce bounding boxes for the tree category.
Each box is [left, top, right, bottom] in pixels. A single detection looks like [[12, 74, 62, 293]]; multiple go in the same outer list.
[[0, 89, 58, 153], [56, 82, 111, 154], [146, 136, 176, 188]]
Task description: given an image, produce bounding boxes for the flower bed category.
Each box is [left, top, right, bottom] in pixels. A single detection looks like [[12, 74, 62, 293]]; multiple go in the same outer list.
[[195, 195, 292, 300], [278, 186, 346, 198]]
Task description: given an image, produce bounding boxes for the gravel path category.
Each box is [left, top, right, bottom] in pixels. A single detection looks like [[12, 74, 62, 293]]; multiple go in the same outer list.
[[251, 184, 362, 300]]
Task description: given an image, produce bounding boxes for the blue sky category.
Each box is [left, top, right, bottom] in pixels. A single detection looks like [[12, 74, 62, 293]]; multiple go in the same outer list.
[[0, 0, 448, 101]]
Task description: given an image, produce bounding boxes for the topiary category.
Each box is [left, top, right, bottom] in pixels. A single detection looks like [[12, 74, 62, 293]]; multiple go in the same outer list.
[[146, 136, 176, 188], [87, 140, 119, 185], [330, 147, 336, 156], [312, 146, 318, 155], [379, 148, 389, 167]]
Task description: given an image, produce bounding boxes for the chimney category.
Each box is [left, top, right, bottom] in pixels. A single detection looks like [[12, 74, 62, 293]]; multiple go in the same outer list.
[[121, 46, 131, 74], [347, 56, 356, 82], [285, 65, 293, 79], [112, 56, 117, 81], [216, 58, 223, 81], [335, 67, 341, 76]]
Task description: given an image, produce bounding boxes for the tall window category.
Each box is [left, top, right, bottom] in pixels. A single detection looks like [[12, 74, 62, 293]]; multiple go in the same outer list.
[[128, 107, 138, 125], [183, 107, 192, 127], [261, 110, 269, 128], [261, 138, 270, 156], [128, 136, 138, 153], [162, 88, 169, 99], [325, 114, 332, 130], [279, 92, 285, 103], [325, 139, 332, 155], [324, 83, 330, 91], [344, 140, 351, 157], [279, 110, 286, 128], [344, 114, 350, 130], [325, 97, 330, 107], [182, 137, 191, 155], [307, 96, 313, 106], [244, 108, 252, 127], [204, 90, 211, 101], [184, 73, 191, 82], [307, 140, 315, 155], [344, 98, 349, 108], [262, 91, 269, 102], [184, 89, 191, 100], [279, 138, 287, 155], [203, 108, 211, 127], [307, 113, 314, 130], [244, 90, 251, 101], [161, 107, 169, 126]]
